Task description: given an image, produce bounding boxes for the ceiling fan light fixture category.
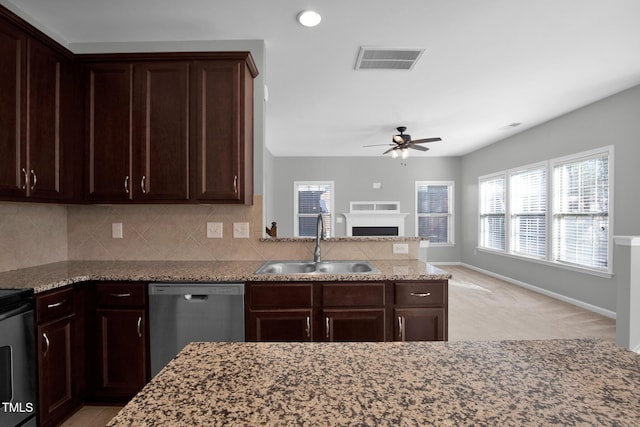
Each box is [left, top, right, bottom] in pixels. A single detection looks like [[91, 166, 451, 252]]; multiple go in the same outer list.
[[297, 10, 322, 27], [401, 148, 409, 159], [391, 150, 399, 159]]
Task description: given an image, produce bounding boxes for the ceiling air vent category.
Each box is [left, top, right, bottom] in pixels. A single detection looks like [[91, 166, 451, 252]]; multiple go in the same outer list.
[[355, 47, 425, 71]]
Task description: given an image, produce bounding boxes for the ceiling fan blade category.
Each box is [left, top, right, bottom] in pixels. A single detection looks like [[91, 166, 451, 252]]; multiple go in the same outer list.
[[382, 147, 396, 154], [362, 143, 393, 147], [408, 144, 429, 151], [410, 137, 442, 144]]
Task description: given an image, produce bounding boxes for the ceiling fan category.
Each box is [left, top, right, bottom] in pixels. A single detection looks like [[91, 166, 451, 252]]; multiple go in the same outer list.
[[364, 126, 442, 158]]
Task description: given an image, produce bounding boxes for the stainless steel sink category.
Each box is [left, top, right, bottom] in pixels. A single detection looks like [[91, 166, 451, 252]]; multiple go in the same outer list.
[[254, 260, 380, 275]]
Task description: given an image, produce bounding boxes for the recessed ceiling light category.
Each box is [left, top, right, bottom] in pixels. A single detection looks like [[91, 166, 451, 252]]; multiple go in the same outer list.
[[297, 10, 322, 27]]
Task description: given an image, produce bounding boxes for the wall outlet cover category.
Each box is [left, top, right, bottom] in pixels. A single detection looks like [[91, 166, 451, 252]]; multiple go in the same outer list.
[[112, 223, 123, 239], [233, 222, 250, 238], [207, 222, 223, 238], [393, 243, 409, 254]]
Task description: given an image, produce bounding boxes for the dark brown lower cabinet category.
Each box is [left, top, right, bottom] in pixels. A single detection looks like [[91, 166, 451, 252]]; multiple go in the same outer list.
[[247, 310, 313, 341], [322, 309, 385, 342], [95, 308, 147, 400], [93, 282, 148, 402], [394, 307, 445, 341], [37, 315, 74, 427], [35, 285, 84, 427], [245, 280, 447, 343]]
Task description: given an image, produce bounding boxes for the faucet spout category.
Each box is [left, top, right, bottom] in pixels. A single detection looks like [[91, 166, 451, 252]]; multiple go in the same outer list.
[[313, 213, 326, 262]]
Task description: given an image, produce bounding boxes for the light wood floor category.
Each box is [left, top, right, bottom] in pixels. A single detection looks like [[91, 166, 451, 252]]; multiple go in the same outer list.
[[63, 265, 616, 427]]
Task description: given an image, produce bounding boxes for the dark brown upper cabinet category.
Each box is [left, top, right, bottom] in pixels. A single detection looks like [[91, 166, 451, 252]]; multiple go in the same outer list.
[[0, 10, 79, 201], [193, 59, 254, 203], [81, 52, 257, 204]]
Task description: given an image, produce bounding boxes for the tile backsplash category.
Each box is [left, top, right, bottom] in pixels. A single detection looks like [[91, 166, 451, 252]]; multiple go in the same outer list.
[[1, 196, 418, 272], [0, 202, 68, 272]]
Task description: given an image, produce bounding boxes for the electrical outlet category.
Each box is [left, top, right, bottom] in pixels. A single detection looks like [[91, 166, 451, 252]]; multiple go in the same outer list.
[[393, 243, 409, 254], [112, 223, 123, 239], [206, 222, 223, 238], [233, 222, 250, 238]]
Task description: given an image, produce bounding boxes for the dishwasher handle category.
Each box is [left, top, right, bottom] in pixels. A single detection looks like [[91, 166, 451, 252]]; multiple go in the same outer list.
[[149, 283, 245, 296]]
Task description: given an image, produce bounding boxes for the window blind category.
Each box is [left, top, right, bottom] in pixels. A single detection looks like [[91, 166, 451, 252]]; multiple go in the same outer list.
[[295, 182, 333, 237], [416, 183, 452, 243], [479, 175, 505, 251], [510, 165, 546, 258], [553, 155, 609, 270]]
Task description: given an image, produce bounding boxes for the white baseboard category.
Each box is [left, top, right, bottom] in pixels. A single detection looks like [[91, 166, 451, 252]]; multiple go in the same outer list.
[[444, 262, 618, 320]]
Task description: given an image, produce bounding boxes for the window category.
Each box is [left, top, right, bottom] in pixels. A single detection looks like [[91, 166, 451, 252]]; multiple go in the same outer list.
[[510, 164, 546, 258], [293, 181, 334, 237], [415, 182, 454, 244], [552, 150, 610, 271], [479, 174, 506, 251], [477, 146, 613, 275]]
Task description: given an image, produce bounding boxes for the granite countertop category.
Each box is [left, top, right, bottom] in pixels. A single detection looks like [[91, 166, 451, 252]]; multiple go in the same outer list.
[[107, 339, 640, 426], [0, 260, 451, 293]]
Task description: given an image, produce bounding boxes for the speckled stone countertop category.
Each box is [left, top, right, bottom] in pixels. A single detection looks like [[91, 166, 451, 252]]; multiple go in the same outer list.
[[107, 339, 640, 426], [0, 260, 450, 293]]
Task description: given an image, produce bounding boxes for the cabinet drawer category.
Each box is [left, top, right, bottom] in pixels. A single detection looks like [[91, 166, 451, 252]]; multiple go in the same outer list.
[[36, 287, 74, 323], [96, 283, 146, 307], [395, 281, 445, 306], [322, 282, 385, 307], [248, 283, 313, 308]]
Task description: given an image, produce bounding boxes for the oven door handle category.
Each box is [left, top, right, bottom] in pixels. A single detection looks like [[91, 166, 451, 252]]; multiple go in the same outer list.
[[0, 302, 32, 322]]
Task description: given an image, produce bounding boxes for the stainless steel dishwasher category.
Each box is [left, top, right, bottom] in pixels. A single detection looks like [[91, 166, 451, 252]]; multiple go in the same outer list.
[[148, 283, 245, 377]]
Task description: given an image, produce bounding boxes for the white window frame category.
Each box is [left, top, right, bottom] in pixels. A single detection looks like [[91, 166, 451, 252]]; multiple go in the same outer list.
[[415, 181, 455, 246], [478, 172, 507, 252], [476, 146, 614, 277], [508, 162, 548, 260], [550, 146, 613, 274], [293, 181, 335, 238]]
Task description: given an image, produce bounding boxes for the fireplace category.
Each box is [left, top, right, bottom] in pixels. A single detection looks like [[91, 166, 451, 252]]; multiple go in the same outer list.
[[352, 226, 399, 237], [342, 201, 408, 237]]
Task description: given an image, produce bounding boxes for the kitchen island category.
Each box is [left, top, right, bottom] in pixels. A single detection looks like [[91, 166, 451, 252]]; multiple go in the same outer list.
[[107, 339, 640, 426]]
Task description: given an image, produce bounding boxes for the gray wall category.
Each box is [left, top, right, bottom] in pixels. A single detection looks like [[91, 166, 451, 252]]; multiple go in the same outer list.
[[460, 84, 640, 313], [266, 156, 462, 263]]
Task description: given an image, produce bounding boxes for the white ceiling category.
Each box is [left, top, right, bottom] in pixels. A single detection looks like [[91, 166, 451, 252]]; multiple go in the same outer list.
[[5, 0, 640, 157]]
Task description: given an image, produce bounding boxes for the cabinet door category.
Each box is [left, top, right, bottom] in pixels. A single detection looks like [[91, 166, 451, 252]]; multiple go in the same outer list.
[[0, 22, 26, 197], [37, 315, 74, 427], [394, 308, 445, 341], [26, 38, 64, 199], [86, 63, 133, 201], [133, 62, 190, 200], [95, 308, 147, 399], [193, 60, 250, 203], [323, 309, 385, 342], [247, 310, 313, 342]]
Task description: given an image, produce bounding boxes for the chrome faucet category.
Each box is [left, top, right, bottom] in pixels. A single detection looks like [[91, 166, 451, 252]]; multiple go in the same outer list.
[[313, 213, 326, 262]]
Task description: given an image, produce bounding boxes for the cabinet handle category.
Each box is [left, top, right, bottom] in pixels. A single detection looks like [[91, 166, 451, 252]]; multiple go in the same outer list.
[[30, 169, 37, 190], [410, 292, 431, 297], [21, 168, 27, 190], [325, 316, 330, 339], [43, 333, 50, 357], [47, 300, 66, 308], [233, 175, 238, 193], [305, 316, 311, 339], [124, 175, 130, 194], [110, 292, 131, 298], [141, 175, 147, 194], [137, 316, 142, 338], [398, 316, 404, 340]]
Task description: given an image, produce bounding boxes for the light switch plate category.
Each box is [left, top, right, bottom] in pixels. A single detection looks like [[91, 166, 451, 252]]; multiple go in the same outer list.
[[112, 223, 123, 239], [206, 222, 223, 238], [233, 222, 250, 238], [393, 243, 409, 254]]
